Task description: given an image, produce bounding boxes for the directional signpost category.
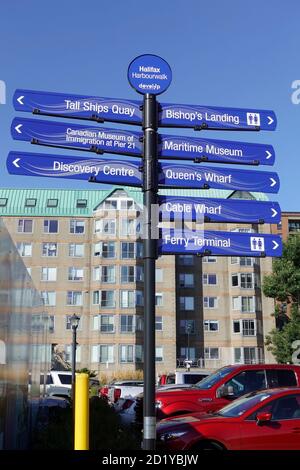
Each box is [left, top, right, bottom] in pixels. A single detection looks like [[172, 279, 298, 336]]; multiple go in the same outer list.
[[159, 134, 275, 165], [9, 54, 281, 451], [159, 102, 277, 130], [11, 117, 143, 156], [159, 229, 282, 257], [159, 196, 281, 224], [13, 89, 142, 125], [7, 151, 142, 186]]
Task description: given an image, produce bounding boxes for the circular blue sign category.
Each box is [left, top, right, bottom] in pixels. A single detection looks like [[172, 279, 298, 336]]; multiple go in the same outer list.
[[128, 54, 172, 95]]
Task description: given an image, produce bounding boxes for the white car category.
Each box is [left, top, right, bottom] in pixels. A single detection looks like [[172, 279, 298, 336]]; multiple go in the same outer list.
[[39, 371, 72, 398], [107, 380, 144, 403]]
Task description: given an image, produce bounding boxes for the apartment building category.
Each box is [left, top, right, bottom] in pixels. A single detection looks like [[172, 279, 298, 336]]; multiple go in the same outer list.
[[0, 187, 276, 377], [271, 211, 300, 240]]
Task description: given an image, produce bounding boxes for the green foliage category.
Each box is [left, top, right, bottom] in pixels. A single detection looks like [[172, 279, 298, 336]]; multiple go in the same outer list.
[[31, 397, 141, 450], [263, 235, 300, 362], [76, 367, 97, 378]]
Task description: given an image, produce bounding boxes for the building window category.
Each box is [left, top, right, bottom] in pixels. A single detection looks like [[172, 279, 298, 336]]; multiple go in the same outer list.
[[17, 242, 32, 257], [120, 199, 137, 211], [43, 219, 58, 233], [94, 242, 115, 258], [155, 293, 163, 307], [233, 320, 241, 333], [203, 256, 217, 263], [234, 348, 242, 363], [25, 198, 37, 207], [155, 316, 163, 331], [100, 315, 115, 333], [70, 219, 85, 234], [121, 242, 135, 259], [120, 345, 134, 363], [179, 273, 194, 288], [120, 290, 135, 308], [41, 267, 57, 281], [180, 347, 196, 360], [240, 257, 254, 266], [156, 268, 163, 282], [102, 199, 118, 210], [289, 220, 300, 233], [65, 345, 81, 362], [204, 320, 219, 332], [136, 266, 144, 282], [17, 219, 33, 233], [0, 198, 8, 207], [203, 274, 217, 285], [155, 346, 163, 362], [69, 243, 84, 257], [42, 243, 57, 257], [232, 296, 255, 312], [47, 199, 58, 208], [32, 314, 54, 333], [180, 319, 195, 334], [68, 267, 84, 281], [121, 266, 135, 283], [76, 199, 87, 208], [94, 219, 116, 235], [120, 315, 135, 333], [242, 319, 256, 336], [204, 347, 219, 360], [93, 290, 115, 308], [241, 273, 254, 289], [91, 345, 114, 363], [41, 291, 56, 306], [178, 255, 194, 266], [203, 296, 218, 309], [136, 290, 144, 306], [66, 315, 82, 330], [67, 291, 82, 306], [180, 296, 194, 311], [100, 266, 116, 283]]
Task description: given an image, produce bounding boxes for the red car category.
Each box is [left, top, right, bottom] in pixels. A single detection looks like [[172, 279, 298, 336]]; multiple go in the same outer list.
[[154, 364, 300, 419], [157, 388, 300, 450]]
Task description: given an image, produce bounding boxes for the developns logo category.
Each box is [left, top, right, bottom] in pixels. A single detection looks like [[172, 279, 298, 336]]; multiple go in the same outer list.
[[0, 80, 6, 104], [291, 80, 300, 104]]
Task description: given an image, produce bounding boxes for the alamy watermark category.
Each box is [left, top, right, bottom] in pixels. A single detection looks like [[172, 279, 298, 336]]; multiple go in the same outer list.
[[0, 80, 6, 105]]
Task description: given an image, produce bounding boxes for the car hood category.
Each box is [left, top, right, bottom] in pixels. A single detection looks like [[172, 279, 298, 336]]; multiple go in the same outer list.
[[156, 387, 209, 397], [157, 412, 232, 431]]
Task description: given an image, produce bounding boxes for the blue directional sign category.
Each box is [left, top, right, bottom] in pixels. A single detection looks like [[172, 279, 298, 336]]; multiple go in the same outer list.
[[159, 229, 282, 257], [128, 54, 172, 95], [159, 102, 277, 131], [13, 89, 142, 125], [158, 162, 279, 193], [159, 134, 275, 166], [11, 118, 143, 156], [159, 196, 281, 224], [6, 151, 142, 187]]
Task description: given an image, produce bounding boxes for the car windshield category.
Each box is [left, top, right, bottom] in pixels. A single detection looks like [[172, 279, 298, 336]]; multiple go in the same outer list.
[[217, 391, 272, 417], [194, 366, 235, 390]]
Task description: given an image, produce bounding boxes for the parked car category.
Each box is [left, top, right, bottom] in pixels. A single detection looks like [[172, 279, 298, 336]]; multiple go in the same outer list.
[[103, 380, 144, 403], [38, 371, 72, 398], [135, 364, 300, 422], [157, 370, 210, 390], [157, 388, 300, 450]]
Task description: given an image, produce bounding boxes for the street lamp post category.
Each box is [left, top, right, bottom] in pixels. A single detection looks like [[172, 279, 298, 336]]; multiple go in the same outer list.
[[70, 314, 80, 401]]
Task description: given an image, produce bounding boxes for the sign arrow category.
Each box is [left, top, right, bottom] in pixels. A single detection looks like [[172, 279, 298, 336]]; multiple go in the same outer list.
[[268, 116, 274, 126], [13, 158, 20, 168], [270, 177, 277, 187], [266, 150, 272, 160], [159, 229, 282, 258], [17, 95, 24, 105], [159, 196, 281, 224], [11, 117, 143, 157]]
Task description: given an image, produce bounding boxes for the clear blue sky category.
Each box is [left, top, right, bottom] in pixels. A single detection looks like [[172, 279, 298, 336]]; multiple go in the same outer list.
[[0, 0, 299, 210]]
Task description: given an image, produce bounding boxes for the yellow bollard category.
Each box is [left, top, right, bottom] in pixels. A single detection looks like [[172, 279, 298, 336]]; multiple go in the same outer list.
[[74, 373, 89, 450]]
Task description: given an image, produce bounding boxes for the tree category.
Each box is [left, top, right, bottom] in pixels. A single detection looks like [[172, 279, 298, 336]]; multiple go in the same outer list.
[[263, 235, 300, 363]]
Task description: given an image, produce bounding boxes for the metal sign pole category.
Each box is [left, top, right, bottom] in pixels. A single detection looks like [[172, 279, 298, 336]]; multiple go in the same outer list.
[[142, 93, 158, 450]]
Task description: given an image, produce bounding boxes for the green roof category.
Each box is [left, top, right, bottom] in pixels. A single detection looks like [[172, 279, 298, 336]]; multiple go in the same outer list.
[[0, 187, 269, 217]]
